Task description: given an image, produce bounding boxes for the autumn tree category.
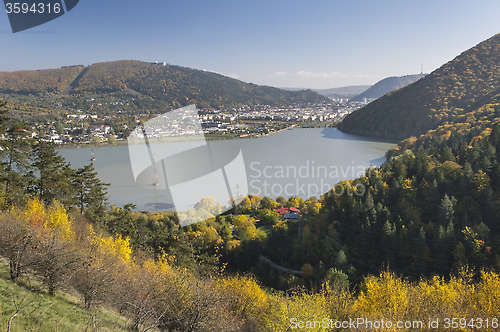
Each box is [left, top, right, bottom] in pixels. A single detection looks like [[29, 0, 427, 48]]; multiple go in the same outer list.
[[72, 225, 131, 310], [259, 196, 279, 209], [155, 271, 239, 332], [31, 200, 80, 295], [0, 213, 36, 281]]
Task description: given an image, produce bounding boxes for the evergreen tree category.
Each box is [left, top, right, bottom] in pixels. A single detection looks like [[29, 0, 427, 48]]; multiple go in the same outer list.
[[0, 100, 10, 136], [31, 140, 74, 206], [1, 122, 35, 205], [438, 194, 455, 226], [0, 100, 11, 202], [72, 163, 109, 221]]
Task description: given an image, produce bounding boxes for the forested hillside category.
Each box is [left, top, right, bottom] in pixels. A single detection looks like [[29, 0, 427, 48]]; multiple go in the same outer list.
[[340, 33, 500, 140], [313, 85, 370, 99], [253, 126, 500, 283], [351, 74, 425, 102], [72, 60, 329, 108], [0, 61, 329, 115], [0, 66, 83, 95]]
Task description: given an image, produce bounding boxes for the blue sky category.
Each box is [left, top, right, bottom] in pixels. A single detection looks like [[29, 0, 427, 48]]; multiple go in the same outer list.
[[1, 0, 500, 89]]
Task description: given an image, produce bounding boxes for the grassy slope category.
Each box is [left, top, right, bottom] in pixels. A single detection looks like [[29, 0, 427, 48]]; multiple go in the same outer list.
[[0, 260, 131, 332]]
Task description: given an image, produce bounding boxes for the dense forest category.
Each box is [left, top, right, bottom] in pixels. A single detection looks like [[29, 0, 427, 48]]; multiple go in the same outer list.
[[72, 61, 330, 108], [340, 33, 500, 140], [244, 126, 500, 286], [0, 66, 83, 95]]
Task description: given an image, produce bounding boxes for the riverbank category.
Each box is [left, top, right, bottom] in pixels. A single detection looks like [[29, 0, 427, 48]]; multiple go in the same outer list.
[[56, 140, 129, 149], [58, 125, 299, 149], [56, 121, 339, 149]]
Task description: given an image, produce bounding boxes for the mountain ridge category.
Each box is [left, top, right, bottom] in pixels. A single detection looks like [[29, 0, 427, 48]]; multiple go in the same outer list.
[[340, 33, 500, 140], [351, 74, 425, 102], [282, 85, 371, 99], [0, 60, 330, 113]]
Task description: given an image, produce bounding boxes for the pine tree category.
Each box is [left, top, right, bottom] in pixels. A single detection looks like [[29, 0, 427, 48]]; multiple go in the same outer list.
[[0, 100, 11, 202], [0, 100, 10, 135], [1, 121, 35, 205], [72, 163, 109, 221], [31, 140, 74, 206], [438, 194, 455, 226]]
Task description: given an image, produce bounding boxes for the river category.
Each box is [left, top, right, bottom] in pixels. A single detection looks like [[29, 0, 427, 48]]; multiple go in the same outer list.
[[58, 128, 396, 212]]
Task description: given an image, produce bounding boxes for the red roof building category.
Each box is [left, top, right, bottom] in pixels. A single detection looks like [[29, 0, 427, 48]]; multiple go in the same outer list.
[[275, 207, 301, 215], [275, 208, 289, 215]]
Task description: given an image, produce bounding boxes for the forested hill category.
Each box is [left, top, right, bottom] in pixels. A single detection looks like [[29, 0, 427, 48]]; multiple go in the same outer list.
[[0, 60, 329, 111], [350, 74, 425, 102], [340, 33, 500, 140], [0, 66, 84, 95]]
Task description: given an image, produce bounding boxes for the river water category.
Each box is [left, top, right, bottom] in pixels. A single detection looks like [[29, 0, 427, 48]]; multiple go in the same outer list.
[[59, 128, 396, 211]]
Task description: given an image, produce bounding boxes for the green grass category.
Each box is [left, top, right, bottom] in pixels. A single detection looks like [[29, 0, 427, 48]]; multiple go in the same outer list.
[[0, 260, 131, 332]]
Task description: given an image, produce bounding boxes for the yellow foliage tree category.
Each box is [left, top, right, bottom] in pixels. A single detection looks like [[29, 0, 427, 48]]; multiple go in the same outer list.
[[99, 234, 132, 262], [476, 271, 500, 317], [22, 197, 45, 227], [417, 275, 467, 313], [216, 275, 269, 325], [21, 198, 74, 240], [46, 200, 74, 240], [354, 271, 408, 319], [87, 224, 132, 263], [233, 215, 260, 240], [262, 291, 331, 332]]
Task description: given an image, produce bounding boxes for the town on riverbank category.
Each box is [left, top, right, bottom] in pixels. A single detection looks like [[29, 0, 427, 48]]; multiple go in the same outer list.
[[18, 99, 369, 147]]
